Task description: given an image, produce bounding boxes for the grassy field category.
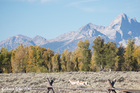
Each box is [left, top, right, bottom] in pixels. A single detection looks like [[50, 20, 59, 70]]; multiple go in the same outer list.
[[0, 71, 140, 93]]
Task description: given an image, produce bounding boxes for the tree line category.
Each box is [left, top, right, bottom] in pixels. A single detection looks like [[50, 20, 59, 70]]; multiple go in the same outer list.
[[0, 36, 140, 73]]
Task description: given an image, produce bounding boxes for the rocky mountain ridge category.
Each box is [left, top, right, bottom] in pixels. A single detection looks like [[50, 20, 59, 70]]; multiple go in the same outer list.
[[0, 13, 140, 52]]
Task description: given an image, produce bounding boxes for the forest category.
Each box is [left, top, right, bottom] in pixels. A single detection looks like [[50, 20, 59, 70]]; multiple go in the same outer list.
[[0, 36, 140, 73]]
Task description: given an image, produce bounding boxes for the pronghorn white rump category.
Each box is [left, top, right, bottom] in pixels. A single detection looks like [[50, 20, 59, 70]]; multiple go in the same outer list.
[[69, 80, 88, 86], [77, 81, 88, 86], [69, 80, 78, 85]]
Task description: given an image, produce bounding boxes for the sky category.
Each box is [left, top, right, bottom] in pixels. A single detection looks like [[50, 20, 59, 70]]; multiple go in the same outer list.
[[0, 0, 140, 42]]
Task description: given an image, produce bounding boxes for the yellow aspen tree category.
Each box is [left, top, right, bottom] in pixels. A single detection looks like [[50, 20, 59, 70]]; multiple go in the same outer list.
[[26, 46, 36, 72]]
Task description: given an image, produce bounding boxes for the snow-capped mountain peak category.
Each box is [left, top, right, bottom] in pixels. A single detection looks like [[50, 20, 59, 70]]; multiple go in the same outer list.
[[0, 13, 140, 52], [110, 13, 131, 28]]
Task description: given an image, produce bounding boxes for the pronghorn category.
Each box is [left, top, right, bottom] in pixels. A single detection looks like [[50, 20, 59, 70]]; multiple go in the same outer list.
[[69, 80, 88, 86], [78, 81, 88, 86], [69, 80, 79, 85]]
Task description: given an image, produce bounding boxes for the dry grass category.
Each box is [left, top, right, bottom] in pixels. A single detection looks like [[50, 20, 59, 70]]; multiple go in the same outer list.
[[0, 71, 140, 93]]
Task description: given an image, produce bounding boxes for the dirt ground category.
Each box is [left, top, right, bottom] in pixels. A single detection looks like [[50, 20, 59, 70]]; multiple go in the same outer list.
[[0, 71, 140, 93]]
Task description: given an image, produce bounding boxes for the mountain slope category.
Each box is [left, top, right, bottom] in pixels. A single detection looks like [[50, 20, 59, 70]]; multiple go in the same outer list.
[[101, 13, 140, 41], [42, 13, 140, 52], [0, 13, 140, 52], [0, 35, 36, 50], [32, 35, 48, 46], [42, 23, 110, 52]]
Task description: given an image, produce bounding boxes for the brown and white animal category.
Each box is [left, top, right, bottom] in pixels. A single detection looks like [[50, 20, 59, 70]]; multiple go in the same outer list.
[[77, 81, 88, 86], [69, 80, 88, 86], [69, 80, 79, 85]]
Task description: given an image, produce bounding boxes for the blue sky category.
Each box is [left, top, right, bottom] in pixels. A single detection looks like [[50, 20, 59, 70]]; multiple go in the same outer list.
[[0, 0, 140, 41]]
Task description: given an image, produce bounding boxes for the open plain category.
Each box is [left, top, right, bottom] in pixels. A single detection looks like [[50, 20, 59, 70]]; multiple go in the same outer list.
[[0, 71, 140, 93]]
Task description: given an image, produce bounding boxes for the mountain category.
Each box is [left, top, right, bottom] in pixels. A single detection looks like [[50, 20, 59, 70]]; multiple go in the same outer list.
[[0, 13, 140, 52], [0, 35, 36, 50], [32, 35, 48, 46], [103, 13, 140, 40], [102, 13, 140, 46], [43, 23, 109, 52]]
